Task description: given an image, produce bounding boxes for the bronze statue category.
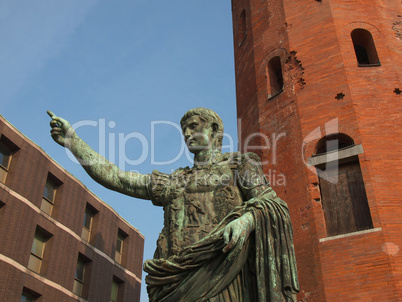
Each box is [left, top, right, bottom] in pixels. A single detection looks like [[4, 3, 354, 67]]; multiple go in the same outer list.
[[48, 108, 299, 301]]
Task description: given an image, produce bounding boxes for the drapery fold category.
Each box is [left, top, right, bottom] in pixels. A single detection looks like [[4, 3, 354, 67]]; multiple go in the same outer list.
[[144, 189, 299, 302]]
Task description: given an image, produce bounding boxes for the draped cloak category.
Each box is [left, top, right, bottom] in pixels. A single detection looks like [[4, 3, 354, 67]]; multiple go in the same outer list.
[[143, 152, 299, 301]]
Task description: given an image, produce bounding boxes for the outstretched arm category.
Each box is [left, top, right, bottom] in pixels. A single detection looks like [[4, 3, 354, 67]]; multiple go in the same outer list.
[[47, 111, 151, 200]]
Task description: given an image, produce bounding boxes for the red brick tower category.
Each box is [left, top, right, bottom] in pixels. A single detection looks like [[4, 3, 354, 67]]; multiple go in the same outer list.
[[231, 0, 402, 300]]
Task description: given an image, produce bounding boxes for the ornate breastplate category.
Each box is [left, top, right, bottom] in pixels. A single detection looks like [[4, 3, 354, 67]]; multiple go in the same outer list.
[[155, 160, 243, 258]]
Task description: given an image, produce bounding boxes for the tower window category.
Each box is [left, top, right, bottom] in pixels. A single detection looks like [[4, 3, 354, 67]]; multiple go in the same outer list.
[[238, 9, 247, 46], [267, 56, 284, 99], [314, 134, 373, 236], [316, 133, 355, 154], [351, 29, 380, 66]]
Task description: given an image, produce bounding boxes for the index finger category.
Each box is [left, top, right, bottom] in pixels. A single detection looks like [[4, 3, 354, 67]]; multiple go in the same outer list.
[[47, 110, 56, 119]]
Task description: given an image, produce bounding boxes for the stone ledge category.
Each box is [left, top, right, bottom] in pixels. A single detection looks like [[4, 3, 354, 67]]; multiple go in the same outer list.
[[319, 227, 382, 242], [308, 144, 363, 166]]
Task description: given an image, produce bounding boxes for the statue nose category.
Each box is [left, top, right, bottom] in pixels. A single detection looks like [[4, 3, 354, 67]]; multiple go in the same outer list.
[[184, 128, 192, 138]]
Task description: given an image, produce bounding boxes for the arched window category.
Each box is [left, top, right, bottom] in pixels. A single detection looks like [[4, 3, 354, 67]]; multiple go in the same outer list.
[[238, 9, 247, 46], [316, 133, 355, 155], [351, 29, 380, 66], [267, 56, 284, 99], [311, 134, 373, 236]]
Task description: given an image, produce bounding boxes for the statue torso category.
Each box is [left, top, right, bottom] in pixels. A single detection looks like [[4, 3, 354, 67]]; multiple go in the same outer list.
[[152, 159, 244, 258]]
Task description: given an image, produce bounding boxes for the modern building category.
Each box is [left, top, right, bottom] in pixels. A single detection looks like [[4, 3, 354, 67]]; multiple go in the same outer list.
[[0, 115, 144, 301], [231, 0, 402, 301]]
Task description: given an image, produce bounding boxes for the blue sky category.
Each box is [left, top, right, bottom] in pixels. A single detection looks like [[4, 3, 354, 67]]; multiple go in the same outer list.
[[0, 1, 237, 300]]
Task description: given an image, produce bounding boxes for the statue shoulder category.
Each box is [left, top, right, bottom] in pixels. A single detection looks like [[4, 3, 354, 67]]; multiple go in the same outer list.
[[222, 152, 263, 167], [171, 166, 190, 178]]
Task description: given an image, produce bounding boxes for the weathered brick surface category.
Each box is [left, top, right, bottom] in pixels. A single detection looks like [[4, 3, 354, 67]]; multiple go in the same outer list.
[[0, 115, 144, 301], [232, 0, 402, 301]]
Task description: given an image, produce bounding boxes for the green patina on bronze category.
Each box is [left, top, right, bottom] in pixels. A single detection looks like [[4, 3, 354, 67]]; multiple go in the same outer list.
[[47, 108, 299, 301]]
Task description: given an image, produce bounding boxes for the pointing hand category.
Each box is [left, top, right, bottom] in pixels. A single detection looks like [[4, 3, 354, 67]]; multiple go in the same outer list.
[[47, 110, 73, 147]]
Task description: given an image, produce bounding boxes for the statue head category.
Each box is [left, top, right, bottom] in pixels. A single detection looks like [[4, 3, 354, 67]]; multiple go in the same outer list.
[[180, 108, 224, 152]]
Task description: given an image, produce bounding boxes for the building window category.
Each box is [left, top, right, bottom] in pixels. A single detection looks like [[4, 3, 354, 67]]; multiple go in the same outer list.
[[0, 200, 5, 220], [267, 56, 284, 99], [238, 9, 247, 46], [315, 133, 355, 154], [351, 28, 380, 66], [20, 287, 40, 302], [0, 135, 19, 184], [41, 174, 61, 216], [20, 293, 35, 302], [0, 142, 11, 183], [81, 204, 97, 242], [73, 254, 91, 297], [27, 227, 52, 274], [111, 277, 124, 302], [314, 134, 373, 237], [115, 230, 127, 264]]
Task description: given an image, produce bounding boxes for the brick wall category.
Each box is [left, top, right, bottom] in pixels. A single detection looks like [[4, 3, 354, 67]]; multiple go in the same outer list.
[[0, 115, 144, 301], [232, 0, 402, 300]]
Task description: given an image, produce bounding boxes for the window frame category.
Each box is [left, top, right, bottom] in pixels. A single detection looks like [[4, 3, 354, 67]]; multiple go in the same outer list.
[[27, 227, 52, 274], [309, 134, 373, 237], [0, 142, 12, 183], [110, 279, 119, 302], [73, 254, 91, 297], [81, 206, 95, 242], [115, 230, 127, 264], [40, 175, 61, 216], [110, 276, 124, 302]]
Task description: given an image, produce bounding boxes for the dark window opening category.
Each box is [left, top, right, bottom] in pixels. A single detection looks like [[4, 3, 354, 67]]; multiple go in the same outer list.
[[354, 45, 370, 65], [41, 173, 62, 216], [20, 287, 41, 302], [115, 229, 128, 265], [267, 56, 284, 99], [351, 28, 380, 66], [27, 226, 52, 274], [73, 253, 92, 298], [111, 276, 124, 302], [315, 134, 373, 237], [81, 203, 98, 243], [0, 200, 5, 222], [238, 9, 247, 46], [0, 135, 19, 184], [315, 133, 355, 155], [0, 142, 11, 183]]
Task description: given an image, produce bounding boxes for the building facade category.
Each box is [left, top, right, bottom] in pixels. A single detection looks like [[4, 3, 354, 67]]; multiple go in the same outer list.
[[231, 0, 402, 301], [0, 115, 144, 301]]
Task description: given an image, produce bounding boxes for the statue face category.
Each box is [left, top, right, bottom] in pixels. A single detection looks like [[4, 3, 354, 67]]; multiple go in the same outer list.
[[182, 116, 215, 154]]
